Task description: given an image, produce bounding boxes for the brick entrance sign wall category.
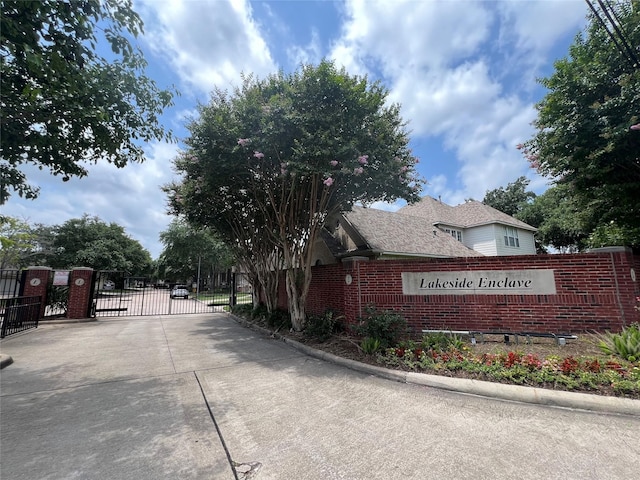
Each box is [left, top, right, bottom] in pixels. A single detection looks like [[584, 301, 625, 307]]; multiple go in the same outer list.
[[286, 247, 639, 334]]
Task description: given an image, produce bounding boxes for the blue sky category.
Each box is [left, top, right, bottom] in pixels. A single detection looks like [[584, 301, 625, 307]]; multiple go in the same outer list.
[[4, 0, 589, 259]]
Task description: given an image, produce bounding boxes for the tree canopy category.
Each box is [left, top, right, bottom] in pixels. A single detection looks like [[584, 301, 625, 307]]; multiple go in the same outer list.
[[0, 216, 37, 269], [1, 0, 176, 204], [157, 219, 234, 285], [47, 215, 151, 274], [166, 61, 423, 329], [521, 0, 640, 247], [482, 176, 536, 217], [516, 184, 593, 253]]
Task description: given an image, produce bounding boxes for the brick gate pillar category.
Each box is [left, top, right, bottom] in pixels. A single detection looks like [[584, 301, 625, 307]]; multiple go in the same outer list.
[[66, 268, 94, 320], [22, 267, 51, 319]]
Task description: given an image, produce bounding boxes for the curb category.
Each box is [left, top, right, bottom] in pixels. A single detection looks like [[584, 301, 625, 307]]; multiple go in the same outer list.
[[0, 354, 13, 369], [231, 315, 640, 417]]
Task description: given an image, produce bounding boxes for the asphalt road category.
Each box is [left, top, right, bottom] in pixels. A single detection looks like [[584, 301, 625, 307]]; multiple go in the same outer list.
[[1, 313, 638, 479]]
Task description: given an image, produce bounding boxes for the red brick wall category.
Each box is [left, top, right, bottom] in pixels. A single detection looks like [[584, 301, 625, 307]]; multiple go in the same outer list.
[[278, 249, 640, 335]]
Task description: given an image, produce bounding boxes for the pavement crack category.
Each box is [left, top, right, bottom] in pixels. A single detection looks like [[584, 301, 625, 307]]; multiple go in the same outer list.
[[193, 371, 241, 480], [160, 318, 178, 374]]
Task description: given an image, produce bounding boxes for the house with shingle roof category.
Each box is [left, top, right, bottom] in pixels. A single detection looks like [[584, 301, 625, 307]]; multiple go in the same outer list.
[[312, 196, 537, 264]]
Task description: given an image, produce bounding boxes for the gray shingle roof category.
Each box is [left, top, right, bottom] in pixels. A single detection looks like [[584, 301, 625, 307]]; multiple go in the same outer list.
[[342, 206, 482, 258], [399, 196, 536, 231]]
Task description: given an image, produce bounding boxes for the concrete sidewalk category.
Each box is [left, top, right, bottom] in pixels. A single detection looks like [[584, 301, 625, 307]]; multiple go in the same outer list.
[[1, 314, 639, 480]]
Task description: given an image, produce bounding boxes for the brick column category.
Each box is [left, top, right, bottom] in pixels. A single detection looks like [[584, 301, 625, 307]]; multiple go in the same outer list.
[[66, 268, 94, 320], [22, 267, 51, 319]]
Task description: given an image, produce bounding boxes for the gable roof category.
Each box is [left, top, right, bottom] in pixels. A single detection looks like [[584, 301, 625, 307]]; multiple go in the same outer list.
[[398, 196, 537, 232], [340, 206, 482, 258]]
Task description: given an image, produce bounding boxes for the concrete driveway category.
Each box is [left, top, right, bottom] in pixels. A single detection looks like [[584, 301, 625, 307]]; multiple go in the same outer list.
[[1, 313, 639, 480]]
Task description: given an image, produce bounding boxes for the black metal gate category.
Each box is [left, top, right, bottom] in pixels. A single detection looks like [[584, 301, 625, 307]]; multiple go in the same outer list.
[[91, 270, 251, 317], [1, 269, 40, 338]]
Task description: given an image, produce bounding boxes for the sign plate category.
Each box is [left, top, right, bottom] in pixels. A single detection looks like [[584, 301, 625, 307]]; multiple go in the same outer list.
[[53, 270, 70, 286], [402, 269, 556, 295]]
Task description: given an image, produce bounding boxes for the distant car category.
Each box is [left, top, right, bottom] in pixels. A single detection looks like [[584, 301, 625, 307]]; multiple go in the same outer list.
[[170, 286, 189, 299], [103, 280, 115, 290]]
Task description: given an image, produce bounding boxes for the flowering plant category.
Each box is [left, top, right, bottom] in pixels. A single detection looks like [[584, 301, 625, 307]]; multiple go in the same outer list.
[[376, 338, 640, 397]]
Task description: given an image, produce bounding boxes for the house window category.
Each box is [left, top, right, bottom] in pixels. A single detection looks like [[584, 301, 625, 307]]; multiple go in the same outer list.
[[504, 227, 520, 247], [443, 228, 462, 242]]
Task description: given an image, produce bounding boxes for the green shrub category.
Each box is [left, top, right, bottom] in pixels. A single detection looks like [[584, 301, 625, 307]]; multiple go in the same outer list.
[[305, 309, 343, 342], [231, 304, 252, 317], [596, 323, 640, 362], [251, 304, 269, 322], [361, 337, 382, 354], [266, 308, 292, 331], [421, 332, 464, 352], [351, 305, 408, 348]]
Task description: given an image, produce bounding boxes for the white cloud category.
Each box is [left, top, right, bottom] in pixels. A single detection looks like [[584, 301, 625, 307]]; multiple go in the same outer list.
[[331, 0, 492, 77], [498, 1, 586, 61], [139, 0, 277, 97], [5, 141, 180, 259], [329, 0, 587, 202], [287, 28, 322, 67]]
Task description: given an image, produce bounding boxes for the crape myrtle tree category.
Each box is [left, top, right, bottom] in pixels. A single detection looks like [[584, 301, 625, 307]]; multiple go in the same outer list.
[[166, 61, 423, 330], [204, 193, 282, 312], [1, 0, 176, 204], [520, 0, 640, 248]]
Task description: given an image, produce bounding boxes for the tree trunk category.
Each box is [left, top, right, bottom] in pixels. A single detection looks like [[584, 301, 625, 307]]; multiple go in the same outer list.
[[285, 267, 306, 331]]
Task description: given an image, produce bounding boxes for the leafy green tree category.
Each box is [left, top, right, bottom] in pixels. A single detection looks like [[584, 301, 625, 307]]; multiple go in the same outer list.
[[586, 221, 640, 250], [1, 0, 176, 204], [482, 176, 536, 217], [521, 0, 640, 247], [157, 219, 234, 286], [0, 216, 37, 269], [517, 185, 593, 252], [166, 61, 423, 330], [47, 215, 151, 274]]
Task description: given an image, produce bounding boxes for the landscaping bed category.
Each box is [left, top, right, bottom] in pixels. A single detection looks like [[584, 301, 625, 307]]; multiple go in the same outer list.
[[232, 305, 640, 400]]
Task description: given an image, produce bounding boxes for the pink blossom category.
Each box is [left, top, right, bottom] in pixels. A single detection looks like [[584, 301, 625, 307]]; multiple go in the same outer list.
[[280, 163, 288, 175], [358, 155, 368, 165], [516, 143, 524, 150], [237, 138, 250, 147], [330, 160, 339, 167], [631, 124, 640, 131], [400, 166, 408, 172], [323, 177, 334, 187], [253, 151, 264, 159], [354, 167, 364, 175]]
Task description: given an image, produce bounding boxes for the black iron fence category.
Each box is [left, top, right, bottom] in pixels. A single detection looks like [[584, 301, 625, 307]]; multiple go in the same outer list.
[[1, 296, 40, 338], [91, 270, 252, 317], [1, 269, 23, 298]]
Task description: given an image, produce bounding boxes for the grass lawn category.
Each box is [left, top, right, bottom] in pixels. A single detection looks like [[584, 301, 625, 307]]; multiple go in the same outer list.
[[196, 292, 252, 304]]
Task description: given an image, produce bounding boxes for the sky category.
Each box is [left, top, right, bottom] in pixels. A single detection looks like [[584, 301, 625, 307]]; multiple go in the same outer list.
[[3, 0, 590, 259]]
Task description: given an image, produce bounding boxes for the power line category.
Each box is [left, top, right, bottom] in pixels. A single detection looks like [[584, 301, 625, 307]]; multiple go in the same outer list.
[[585, 0, 639, 70]]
